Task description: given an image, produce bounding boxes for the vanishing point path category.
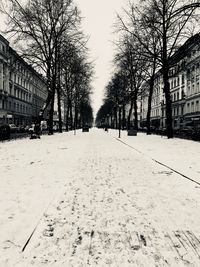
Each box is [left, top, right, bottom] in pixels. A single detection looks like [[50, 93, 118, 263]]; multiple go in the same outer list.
[[1, 129, 200, 266]]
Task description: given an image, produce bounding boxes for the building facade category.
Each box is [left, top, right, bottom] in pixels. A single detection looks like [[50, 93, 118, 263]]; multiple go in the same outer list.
[[0, 34, 47, 126], [141, 34, 200, 130]]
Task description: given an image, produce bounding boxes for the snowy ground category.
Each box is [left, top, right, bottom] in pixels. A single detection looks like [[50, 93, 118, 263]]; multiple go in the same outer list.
[[1, 128, 200, 266]]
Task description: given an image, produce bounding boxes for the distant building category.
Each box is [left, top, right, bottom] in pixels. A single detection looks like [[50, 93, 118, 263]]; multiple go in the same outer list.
[[141, 34, 200, 129], [0, 34, 47, 126]]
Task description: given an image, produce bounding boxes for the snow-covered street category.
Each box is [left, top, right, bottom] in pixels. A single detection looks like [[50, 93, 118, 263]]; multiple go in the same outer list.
[[1, 128, 200, 266]]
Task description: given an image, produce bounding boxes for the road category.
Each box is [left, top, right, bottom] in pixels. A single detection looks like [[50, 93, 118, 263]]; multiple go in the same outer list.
[[1, 129, 200, 266]]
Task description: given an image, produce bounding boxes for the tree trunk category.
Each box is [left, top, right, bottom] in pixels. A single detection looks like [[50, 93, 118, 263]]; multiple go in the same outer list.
[[163, 66, 173, 138], [70, 102, 73, 130], [48, 77, 56, 135], [162, 33, 173, 137], [118, 106, 122, 138], [39, 64, 52, 122], [122, 104, 126, 130], [57, 51, 62, 133], [162, 3, 173, 138], [74, 106, 77, 130], [66, 100, 70, 131], [111, 114, 113, 128], [127, 99, 134, 130], [146, 72, 155, 135], [115, 108, 118, 129], [133, 96, 138, 130], [57, 85, 62, 133]]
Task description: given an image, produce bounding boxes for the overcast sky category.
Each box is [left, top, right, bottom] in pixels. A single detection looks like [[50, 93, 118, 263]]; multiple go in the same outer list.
[[75, 0, 128, 116], [0, 0, 129, 116]]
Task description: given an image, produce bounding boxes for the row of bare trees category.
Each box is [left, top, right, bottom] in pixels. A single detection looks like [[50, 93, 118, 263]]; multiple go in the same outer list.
[[96, 0, 200, 138], [0, 0, 93, 134]]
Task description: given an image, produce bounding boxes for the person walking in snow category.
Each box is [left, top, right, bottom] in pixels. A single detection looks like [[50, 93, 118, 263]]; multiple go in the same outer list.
[[34, 122, 41, 138]]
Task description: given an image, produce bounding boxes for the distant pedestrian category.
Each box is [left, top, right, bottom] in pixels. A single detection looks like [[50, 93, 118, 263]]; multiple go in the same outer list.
[[34, 122, 41, 138], [30, 121, 41, 139]]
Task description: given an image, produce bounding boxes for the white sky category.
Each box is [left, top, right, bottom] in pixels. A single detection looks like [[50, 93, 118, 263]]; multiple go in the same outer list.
[[0, 0, 129, 116], [75, 0, 128, 116]]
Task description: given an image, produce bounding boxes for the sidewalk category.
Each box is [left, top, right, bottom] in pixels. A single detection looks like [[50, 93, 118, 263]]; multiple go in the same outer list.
[[108, 129, 200, 184]]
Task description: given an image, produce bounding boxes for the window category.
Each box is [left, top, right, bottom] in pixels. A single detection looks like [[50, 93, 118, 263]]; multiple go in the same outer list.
[[181, 90, 185, 99], [191, 102, 194, 113], [196, 101, 199, 112], [197, 83, 199, 93], [187, 103, 190, 113], [9, 84, 12, 95], [188, 86, 191, 96], [182, 74, 185, 84], [192, 84, 195, 95], [181, 106, 184, 115]]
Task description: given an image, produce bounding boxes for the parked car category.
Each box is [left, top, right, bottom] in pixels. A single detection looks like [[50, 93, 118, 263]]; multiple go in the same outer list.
[[178, 128, 193, 138], [191, 128, 200, 141], [8, 124, 19, 133], [0, 124, 10, 140], [18, 125, 26, 133]]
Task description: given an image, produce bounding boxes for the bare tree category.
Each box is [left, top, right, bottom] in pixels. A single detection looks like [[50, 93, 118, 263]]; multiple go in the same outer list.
[[116, 0, 200, 138], [0, 0, 80, 134], [60, 38, 94, 131], [114, 35, 148, 130], [146, 0, 200, 138]]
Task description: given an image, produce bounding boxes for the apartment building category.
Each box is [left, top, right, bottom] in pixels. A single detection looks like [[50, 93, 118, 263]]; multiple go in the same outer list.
[[0, 34, 47, 126], [141, 33, 200, 130]]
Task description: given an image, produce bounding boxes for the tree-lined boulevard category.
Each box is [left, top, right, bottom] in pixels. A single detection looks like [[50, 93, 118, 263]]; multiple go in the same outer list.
[[0, 0, 200, 138], [1, 0, 200, 266]]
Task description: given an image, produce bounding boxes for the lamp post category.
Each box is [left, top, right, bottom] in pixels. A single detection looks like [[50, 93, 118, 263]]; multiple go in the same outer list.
[[118, 104, 122, 138]]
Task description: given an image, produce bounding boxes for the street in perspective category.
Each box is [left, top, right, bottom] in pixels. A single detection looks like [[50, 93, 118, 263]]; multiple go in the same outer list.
[[1, 0, 200, 266], [1, 129, 200, 266]]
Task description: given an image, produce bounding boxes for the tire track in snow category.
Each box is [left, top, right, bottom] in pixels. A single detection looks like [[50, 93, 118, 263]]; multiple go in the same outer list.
[[21, 191, 61, 252], [115, 137, 200, 187]]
